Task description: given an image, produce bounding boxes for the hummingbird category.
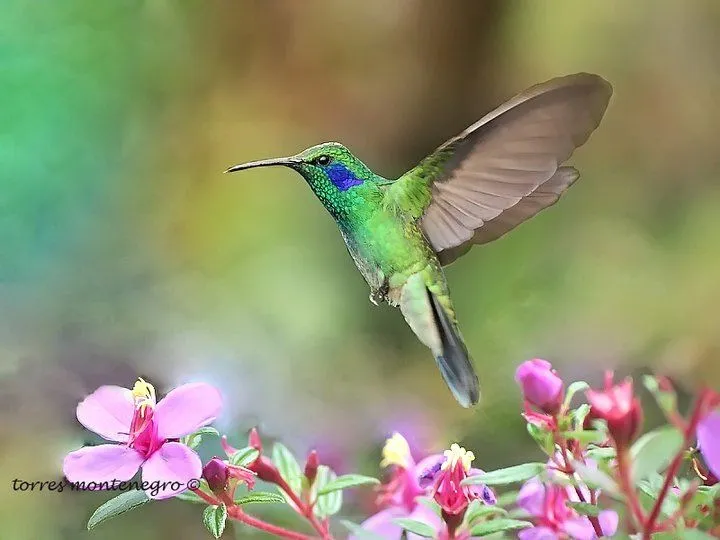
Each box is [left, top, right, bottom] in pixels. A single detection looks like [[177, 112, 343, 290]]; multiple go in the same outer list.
[[226, 73, 612, 407]]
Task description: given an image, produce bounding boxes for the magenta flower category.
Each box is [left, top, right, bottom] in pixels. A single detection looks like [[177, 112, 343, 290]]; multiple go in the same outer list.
[[352, 433, 444, 540], [63, 378, 222, 499], [586, 376, 642, 448], [517, 478, 617, 540], [424, 444, 496, 516], [697, 411, 720, 481], [515, 359, 564, 415]]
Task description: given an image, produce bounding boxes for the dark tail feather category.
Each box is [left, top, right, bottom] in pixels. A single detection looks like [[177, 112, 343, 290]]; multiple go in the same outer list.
[[428, 290, 480, 407]]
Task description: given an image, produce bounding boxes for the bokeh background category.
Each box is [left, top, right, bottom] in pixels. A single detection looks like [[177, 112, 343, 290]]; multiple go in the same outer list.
[[2, 1, 720, 538]]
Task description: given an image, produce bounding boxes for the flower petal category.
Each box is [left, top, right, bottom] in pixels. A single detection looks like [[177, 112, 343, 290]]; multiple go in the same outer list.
[[599, 509, 619, 537], [141, 441, 202, 499], [63, 444, 143, 486], [517, 526, 559, 540], [563, 517, 597, 540], [415, 453, 445, 488], [154, 383, 222, 439], [76, 386, 134, 442], [351, 507, 405, 540], [698, 411, 720, 479], [517, 478, 545, 516]]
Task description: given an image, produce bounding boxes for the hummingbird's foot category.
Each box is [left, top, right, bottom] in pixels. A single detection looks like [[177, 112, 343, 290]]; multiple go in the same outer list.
[[369, 283, 389, 306]]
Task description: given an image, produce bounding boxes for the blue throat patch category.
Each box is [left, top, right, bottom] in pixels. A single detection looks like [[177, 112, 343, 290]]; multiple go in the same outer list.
[[326, 163, 363, 191]]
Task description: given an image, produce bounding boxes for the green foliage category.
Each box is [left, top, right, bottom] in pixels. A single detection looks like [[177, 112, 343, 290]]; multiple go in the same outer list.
[[272, 442, 303, 496], [202, 504, 227, 539], [316, 474, 379, 495], [642, 375, 678, 417], [233, 492, 286, 505], [468, 518, 532, 536], [87, 490, 149, 530], [392, 517, 435, 538], [563, 381, 590, 409], [462, 462, 546, 486], [527, 423, 555, 455], [313, 465, 343, 518], [185, 427, 221, 449], [631, 426, 683, 481], [463, 499, 508, 528], [566, 501, 601, 517], [228, 446, 260, 467]]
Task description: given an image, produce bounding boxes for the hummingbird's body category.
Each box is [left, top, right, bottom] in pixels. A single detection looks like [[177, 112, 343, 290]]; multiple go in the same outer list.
[[227, 73, 613, 407]]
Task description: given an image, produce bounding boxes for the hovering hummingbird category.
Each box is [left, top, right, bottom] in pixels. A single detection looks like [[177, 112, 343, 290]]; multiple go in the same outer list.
[[226, 73, 612, 407]]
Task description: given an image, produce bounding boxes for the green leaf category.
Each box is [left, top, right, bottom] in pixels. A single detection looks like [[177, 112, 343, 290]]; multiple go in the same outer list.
[[561, 430, 604, 444], [316, 474, 379, 495], [566, 501, 601, 517], [175, 489, 206, 504], [642, 375, 678, 417], [416, 496, 441, 515], [228, 446, 260, 467], [202, 504, 227, 539], [564, 381, 590, 409], [462, 463, 545, 486], [272, 443, 303, 495], [494, 490, 520, 507], [186, 426, 220, 449], [463, 499, 507, 525], [234, 491, 285, 505], [573, 404, 592, 428], [631, 426, 683, 481], [527, 422, 555, 455], [572, 460, 619, 495], [469, 518, 532, 536], [340, 520, 385, 540], [392, 518, 435, 538], [314, 465, 342, 518], [585, 445, 616, 461], [87, 490, 149, 530]]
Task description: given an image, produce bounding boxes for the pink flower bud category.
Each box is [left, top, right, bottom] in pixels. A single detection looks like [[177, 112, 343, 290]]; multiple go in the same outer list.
[[202, 457, 229, 494], [586, 376, 643, 448], [304, 449, 319, 484], [515, 359, 564, 414], [248, 455, 284, 485]]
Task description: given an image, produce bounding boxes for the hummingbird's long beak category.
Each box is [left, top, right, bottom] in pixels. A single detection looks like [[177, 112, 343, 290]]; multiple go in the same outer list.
[[224, 157, 301, 173]]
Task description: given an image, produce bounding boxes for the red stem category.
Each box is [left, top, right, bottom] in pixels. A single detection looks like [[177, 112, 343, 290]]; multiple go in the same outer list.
[[274, 475, 332, 540], [643, 391, 712, 538], [616, 448, 646, 531]]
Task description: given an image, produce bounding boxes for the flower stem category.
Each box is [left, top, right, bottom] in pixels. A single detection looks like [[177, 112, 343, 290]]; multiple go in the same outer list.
[[643, 390, 713, 538], [616, 447, 645, 531], [274, 475, 332, 540]]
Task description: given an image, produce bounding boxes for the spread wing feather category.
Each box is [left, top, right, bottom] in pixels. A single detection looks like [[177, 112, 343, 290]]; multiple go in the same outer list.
[[384, 73, 612, 265]]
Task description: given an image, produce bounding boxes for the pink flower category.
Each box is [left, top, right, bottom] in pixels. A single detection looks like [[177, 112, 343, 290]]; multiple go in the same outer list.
[[352, 433, 444, 540], [697, 411, 720, 482], [586, 375, 642, 448], [63, 378, 222, 499], [425, 444, 496, 516], [202, 456, 256, 496], [517, 479, 617, 540], [516, 359, 564, 415]]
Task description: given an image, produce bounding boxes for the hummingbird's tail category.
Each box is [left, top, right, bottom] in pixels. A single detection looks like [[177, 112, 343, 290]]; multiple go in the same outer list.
[[399, 273, 480, 407]]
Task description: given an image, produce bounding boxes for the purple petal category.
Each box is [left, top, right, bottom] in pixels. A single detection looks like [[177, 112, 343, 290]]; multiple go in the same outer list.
[[468, 468, 497, 504], [76, 386, 134, 442], [599, 510, 618, 537], [517, 478, 545, 516], [517, 526, 559, 540], [563, 517, 597, 540], [141, 441, 202, 499], [154, 383, 222, 439], [414, 453, 445, 487], [698, 411, 720, 479], [63, 444, 144, 486], [351, 507, 405, 540]]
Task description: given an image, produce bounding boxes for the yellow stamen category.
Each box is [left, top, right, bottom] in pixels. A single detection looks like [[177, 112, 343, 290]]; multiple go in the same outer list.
[[441, 443, 475, 472], [131, 377, 156, 416], [380, 433, 412, 468]]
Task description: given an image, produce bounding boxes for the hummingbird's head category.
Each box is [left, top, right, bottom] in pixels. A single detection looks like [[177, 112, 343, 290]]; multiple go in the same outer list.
[[226, 142, 381, 219]]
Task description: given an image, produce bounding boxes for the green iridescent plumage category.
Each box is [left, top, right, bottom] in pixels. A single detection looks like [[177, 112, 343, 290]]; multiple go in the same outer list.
[[227, 73, 613, 407]]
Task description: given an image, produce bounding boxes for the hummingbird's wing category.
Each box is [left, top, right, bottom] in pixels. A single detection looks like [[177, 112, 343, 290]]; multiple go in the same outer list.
[[385, 73, 612, 265]]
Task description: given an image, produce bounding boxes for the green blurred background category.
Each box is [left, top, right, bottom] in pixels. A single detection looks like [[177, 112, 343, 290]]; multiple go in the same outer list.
[[2, 1, 720, 538]]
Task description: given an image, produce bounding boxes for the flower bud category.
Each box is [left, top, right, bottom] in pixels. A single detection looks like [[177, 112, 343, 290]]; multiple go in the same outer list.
[[248, 455, 284, 485], [304, 449, 319, 485], [586, 377, 643, 448], [515, 359, 564, 415], [202, 457, 229, 495], [248, 427, 263, 452]]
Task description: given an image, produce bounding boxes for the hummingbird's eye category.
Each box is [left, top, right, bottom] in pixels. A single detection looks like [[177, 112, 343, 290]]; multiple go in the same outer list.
[[315, 155, 332, 166]]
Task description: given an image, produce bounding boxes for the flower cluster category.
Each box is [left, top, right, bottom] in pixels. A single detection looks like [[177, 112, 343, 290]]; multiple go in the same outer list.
[[63, 365, 719, 539]]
